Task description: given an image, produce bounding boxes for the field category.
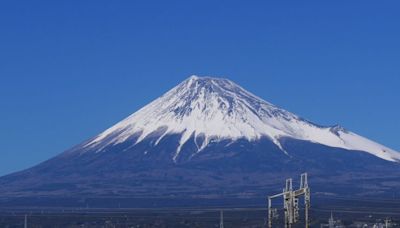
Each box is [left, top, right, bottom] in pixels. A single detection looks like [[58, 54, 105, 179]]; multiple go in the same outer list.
[[0, 204, 399, 228]]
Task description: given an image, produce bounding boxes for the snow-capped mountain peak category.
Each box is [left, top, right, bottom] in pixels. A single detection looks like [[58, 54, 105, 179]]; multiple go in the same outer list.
[[84, 75, 400, 162]]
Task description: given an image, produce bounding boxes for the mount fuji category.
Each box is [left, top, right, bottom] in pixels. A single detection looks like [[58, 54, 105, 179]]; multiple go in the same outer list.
[[1, 76, 400, 207], [84, 75, 399, 162]]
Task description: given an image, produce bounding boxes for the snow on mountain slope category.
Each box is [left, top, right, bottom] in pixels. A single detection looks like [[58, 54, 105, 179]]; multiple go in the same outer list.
[[84, 75, 400, 162]]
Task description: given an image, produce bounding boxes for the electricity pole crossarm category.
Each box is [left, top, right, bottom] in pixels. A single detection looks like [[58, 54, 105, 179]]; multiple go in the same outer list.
[[269, 192, 285, 199], [294, 188, 306, 195]]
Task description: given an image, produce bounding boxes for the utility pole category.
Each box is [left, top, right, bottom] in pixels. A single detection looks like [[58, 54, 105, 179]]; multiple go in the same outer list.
[[268, 173, 310, 228], [384, 218, 391, 228], [220, 210, 224, 228], [24, 214, 28, 228]]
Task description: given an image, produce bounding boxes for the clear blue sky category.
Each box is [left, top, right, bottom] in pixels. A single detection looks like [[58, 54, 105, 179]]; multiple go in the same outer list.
[[1, 1, 399, 176]]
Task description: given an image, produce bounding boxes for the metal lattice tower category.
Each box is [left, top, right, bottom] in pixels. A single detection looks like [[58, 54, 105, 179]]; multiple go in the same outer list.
[[268, 173, 311, 228]]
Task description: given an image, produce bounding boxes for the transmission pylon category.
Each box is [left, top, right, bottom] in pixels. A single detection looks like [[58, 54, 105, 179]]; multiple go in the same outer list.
[[268, 173, 310, 228]]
